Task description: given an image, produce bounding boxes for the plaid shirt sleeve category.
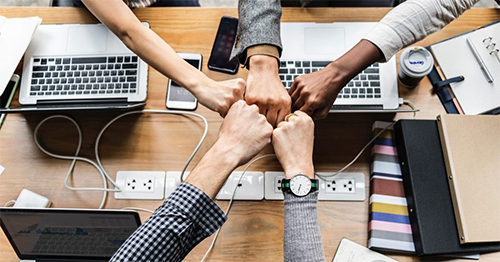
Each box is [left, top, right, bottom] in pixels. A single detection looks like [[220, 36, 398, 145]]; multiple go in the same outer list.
[[110, 182, 227, 262]]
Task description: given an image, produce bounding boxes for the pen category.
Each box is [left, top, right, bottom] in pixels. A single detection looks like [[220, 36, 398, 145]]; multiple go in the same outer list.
[[466, 37, 494, 83]]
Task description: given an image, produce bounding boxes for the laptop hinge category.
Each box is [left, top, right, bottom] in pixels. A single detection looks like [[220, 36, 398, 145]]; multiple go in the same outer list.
[[37, 98, 128, 105], [331, 105, 384, 110]]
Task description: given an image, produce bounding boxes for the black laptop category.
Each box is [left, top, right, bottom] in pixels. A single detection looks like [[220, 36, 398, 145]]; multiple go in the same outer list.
[[0, 208, 141, 261]]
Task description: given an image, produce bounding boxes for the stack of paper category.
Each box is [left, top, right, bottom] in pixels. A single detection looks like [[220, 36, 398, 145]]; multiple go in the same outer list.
[[0, 15, 42, 95]]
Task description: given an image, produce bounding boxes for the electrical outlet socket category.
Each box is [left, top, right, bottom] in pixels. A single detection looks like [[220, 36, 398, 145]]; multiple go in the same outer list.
[[317, 172, 365, 201], [165, 171, 189, 198], [264, 172, 286, 200], [216, 171, 264, 200], [114, 171, 165, 200]]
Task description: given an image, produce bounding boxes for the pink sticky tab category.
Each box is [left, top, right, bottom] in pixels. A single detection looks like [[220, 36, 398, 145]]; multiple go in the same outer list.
[[372, 145, 398, 156], [369, 220, 412, 234]]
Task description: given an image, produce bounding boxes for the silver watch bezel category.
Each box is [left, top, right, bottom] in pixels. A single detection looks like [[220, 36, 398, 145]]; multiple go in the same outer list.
[[289, 174, 312, 197]]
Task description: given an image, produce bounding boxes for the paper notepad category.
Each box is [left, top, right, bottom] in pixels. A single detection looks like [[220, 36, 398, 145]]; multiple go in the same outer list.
[[430, 22, 500, 115], [437, 114, 500, 244], [0, 15, 42, 96], [334, 238, 399, 262]]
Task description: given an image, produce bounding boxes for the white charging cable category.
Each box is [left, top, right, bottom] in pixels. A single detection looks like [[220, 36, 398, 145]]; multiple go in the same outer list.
[[200, 153, 276, 262], [317, 100, 417, 180], [201, 101, 419, 261], [33, 110, 208, 209]]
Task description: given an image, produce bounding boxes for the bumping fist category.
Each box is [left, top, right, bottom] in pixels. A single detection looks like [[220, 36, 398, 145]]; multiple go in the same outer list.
[[216, 100, 274, 167], [194, 78, 246, 118], [272, 111, 315, 178]]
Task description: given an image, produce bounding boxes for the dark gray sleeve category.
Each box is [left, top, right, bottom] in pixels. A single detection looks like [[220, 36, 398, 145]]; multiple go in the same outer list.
[[230, 0, 283, 64], [284, 191, 325, 262]]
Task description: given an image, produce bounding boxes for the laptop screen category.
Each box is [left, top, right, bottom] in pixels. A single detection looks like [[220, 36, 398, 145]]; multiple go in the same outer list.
[[0, 208, 141, 260]]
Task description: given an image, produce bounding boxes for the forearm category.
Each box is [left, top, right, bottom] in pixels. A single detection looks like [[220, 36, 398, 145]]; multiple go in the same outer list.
[[322, 39, 382, 92], [185, 142, 239, 199], [364, 0, 479, 61], [111, 183, 227, 262], [284, 192, 324, 262], [82, 0, 210, 92]]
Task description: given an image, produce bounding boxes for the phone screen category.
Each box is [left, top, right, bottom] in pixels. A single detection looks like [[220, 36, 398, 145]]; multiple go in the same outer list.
[[208, 16, 239, 74], [168, 59, 199, 102]]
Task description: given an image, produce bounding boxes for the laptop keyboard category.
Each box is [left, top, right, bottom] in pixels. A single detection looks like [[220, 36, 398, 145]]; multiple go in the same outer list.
[[31, 226, 133, 255], [30, 56, 140, 97], [279, 61, 382, 99]]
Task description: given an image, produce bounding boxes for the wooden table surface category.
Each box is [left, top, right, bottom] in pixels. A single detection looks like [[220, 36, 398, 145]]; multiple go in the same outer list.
[[0, 7, 499, 262]]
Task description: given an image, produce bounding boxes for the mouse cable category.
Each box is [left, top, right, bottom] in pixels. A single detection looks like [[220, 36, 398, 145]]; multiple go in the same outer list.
[[317, 100, 417, 181], [200, 154, 277, 262], [33, 110, 208, 209]]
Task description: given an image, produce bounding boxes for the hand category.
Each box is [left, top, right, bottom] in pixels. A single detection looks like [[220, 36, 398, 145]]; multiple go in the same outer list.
[[245, 55, 291, 127], [192, 78, 246, 117], [290, 39, 384, 120], [289, 65, 344, 120], [272, 111, 315, 179], [214, 100, 273, 167], [185, 100, 272, 199]]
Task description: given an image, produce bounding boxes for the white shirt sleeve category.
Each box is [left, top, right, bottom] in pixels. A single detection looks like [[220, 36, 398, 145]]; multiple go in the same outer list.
[[363, 0, 480, 62]]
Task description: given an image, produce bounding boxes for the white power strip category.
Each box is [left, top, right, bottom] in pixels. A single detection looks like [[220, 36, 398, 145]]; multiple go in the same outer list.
[[316, 172, 366, 201], [216, 172, 264, 200], [264, 172, 366, 201], [114, 171, 165, 200]]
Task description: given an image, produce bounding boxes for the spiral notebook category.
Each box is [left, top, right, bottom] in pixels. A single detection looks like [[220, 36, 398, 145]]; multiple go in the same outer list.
[[430, 21, 500, 115]]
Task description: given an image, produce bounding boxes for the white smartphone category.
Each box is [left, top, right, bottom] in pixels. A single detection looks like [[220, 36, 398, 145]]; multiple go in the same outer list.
[[166, 52, 201, 110]]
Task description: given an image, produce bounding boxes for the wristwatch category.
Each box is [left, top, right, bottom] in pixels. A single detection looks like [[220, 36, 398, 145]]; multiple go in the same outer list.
[[281, 174, 318, 197]]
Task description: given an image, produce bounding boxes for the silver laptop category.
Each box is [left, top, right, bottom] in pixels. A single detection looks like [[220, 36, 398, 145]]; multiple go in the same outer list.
[[0, 208, 141, 261], [15, 23, 149, 112], [280, 22, 399, 112]]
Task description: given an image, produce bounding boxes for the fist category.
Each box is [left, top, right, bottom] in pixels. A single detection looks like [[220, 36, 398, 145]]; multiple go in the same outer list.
[[217, 100, 274, 166]]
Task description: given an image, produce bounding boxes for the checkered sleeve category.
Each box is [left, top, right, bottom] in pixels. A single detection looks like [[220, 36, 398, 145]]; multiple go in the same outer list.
[[110, 182, 227, 262]]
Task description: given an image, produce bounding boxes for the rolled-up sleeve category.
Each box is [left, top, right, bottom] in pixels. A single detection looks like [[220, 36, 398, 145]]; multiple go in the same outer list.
[[363, 0, 479, 62]]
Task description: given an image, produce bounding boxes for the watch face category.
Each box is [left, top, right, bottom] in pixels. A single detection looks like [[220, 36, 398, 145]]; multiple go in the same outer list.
[[290, 174, 312, 197]]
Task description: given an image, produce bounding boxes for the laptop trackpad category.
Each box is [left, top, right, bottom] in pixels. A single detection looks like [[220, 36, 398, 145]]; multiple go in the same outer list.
[[305, 27, 345, 56], [67, 26, 108, 53]]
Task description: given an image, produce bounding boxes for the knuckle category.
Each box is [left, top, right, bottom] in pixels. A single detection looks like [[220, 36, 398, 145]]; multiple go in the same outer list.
[[245, 96, 258, 105], [236, 78, 246, 86]]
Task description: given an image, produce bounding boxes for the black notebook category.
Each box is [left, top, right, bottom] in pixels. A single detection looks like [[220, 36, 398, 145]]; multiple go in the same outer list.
[[394, 120, 500, 256]]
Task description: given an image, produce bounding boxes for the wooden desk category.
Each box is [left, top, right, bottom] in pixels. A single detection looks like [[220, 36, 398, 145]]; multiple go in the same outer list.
[[0, 7, 499, 262]]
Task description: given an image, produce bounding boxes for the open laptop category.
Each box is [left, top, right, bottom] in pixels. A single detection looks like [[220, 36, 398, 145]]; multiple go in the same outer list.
[[280, 22, 400, 112], [0, 208, 141, 261], [2, 23, 149, 113]]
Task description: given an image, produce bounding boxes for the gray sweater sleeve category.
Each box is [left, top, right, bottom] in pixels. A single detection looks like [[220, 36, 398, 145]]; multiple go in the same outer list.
[[230, 0, 283, 64], [284, 191, 324, 262]]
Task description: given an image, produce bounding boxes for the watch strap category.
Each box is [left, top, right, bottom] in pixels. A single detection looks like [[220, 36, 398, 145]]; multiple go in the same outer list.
[[281, 178, 318, 193]]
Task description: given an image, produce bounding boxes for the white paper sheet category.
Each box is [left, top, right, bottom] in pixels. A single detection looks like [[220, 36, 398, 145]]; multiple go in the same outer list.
[[0, 15, 41, 95]]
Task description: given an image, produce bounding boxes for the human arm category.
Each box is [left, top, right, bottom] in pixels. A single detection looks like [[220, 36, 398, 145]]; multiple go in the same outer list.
[[231, 0, 291, 126], [110, 101, 273, 262], [272, 111, 324, 262], [81, 0, 245, 116], [290, 0, 479, 120]]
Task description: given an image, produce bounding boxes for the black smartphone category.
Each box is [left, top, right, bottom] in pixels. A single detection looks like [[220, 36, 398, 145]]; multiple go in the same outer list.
[[208, 16, 239, 74], [0, 75, 20, 129]]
